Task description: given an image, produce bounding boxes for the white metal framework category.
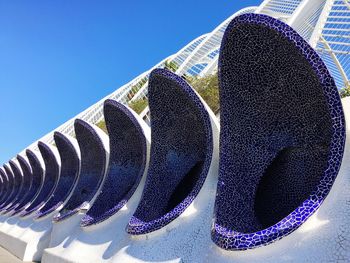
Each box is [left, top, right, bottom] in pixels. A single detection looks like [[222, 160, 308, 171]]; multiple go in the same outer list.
[[14, 0, 350, 156]]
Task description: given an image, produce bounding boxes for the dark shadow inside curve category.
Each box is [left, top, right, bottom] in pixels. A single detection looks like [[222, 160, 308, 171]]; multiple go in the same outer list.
[[254, 145, 329, 229], [0, 165, 16, 210], [4, 160, 26, 212], [0, 169, 10, 205], [54, 120, 107, 222], [214, 13, 340, 248], [81, 100, 147, 227], [10, 155, 34, 213], [37, 132, 80, 218], [0, 173, 4, 203], [166, 161, 204, 212], [21, 143, 60, 217], [12, 150, 44, 215], [128, 68, 213, 235]]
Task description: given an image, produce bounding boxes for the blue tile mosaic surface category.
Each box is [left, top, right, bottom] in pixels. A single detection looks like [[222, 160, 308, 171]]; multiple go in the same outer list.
[[127, 68, 213, 235], [20, 142, 60, 217], [36, 132, 80, 219], [53, 119, 107, 222], [11, 150, 44, 216], [81, 100, 147, 227], [0, 172, 4, 203], [3, 160, 25, 213], [0, 165, 16, 210], [7, 155, 34, 214], [212, 13, 346, 250], [0, 169, 10, 205]]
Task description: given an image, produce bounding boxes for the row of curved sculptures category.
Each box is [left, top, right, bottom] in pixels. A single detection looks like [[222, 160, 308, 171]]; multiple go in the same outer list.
[[0, 14, 347, 262]]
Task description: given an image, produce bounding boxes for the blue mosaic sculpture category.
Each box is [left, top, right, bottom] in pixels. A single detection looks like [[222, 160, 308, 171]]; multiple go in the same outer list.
[[6, 155, 34, 213], [21, 142, 60, 217], [0, 170, 4, 203], [11, 150, 44, 216], [81, 100, 147, 227], [3, 160, 24, 213], [53, 119, 107, 222], [0, 168, 10, 205], [0, 165, 16, 210], [212, 13, 346, 250], [127, 68, 213, 235], [36, 132, 80, 219]]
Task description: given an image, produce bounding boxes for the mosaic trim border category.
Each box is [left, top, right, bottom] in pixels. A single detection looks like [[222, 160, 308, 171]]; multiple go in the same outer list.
[[212, 13, 346, 250], [127, 68, 213, 235]]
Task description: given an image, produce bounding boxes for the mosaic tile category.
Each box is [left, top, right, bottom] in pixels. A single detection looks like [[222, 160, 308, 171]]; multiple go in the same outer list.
[[6, 155, 35, 214], [0, 164, 16, 210], [81, 100, 147, 227], [212, 13, 346, 250], [127, 68, 213, 235], [53, 119, 107, 222], [11, 150, 44, 216], [20, 143, 60, 217], [3, 160, 26, 213], [36, 132, 80, 219], [0, 168, 10, 205]]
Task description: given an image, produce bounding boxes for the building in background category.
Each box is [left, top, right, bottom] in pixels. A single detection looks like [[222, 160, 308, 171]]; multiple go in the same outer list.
[[17, 0, 350, 154]]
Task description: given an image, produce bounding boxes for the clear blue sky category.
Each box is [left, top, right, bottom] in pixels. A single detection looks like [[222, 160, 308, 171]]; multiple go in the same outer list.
[[0, 0, 261, 164]]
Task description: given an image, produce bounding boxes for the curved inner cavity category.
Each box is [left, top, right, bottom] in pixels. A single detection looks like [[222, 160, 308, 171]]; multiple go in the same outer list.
[[56, 120, 106, 220], [0, 169, 10, 204], [12, 156, 33, 211], [13, 150, 44, 214], [81, 101, 147, 226], [129, 69, 212, 233], [216, 22, 332, 233], [5, 161, 24, 211], [37, 133, 80, 217], [0, 165, 16, 209], [22, 143, 59, 216]]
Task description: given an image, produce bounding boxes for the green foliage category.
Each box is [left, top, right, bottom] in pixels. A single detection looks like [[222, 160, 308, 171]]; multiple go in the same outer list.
[[125, 71, 219, 117], [96, 119, 108, 134], [340, 82, 350, 98], [164, 60, 179, 72], [128, 98, 148, 114], [127, 77, 148, 100], [186, 73, 220, 114]]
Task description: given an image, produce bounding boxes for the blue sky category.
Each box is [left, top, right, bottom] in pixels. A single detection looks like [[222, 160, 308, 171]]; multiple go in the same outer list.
[[0, 0, 261, 164]]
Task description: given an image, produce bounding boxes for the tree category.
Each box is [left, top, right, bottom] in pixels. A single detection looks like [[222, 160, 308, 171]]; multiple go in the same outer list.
[[164, 60, 179, 72], [128, 98, 148, 114], [186, 73, 220, 114], [340, 82, 350, 98], [96, 119, 108, 134]]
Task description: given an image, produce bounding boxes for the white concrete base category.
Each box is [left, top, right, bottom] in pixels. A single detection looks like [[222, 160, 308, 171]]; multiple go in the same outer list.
[[111, 165, 219, 263], [9, 101, 350, 263], [42, 200, 141, 263], [49, 212, 85, 248], [42, 156, 151, 263], [0, 213, 54, 262], [42, 108, 220, 263]]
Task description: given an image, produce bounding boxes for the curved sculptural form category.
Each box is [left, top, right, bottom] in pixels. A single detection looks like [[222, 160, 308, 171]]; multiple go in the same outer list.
[[81, 100, 148, 227], [3, 160, 24, 213], [0, 164, 16, 210], [20, 142, 60, 217], [36, 132, 80, 219], [53, 119, 108, 222], [127, 68, 213, 235], [5, 155, 34, 213], [11, 150, 44, 216], [0, 170, 4, 203], [212, 13, 346, 250], [0, 168, 10, 205]]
